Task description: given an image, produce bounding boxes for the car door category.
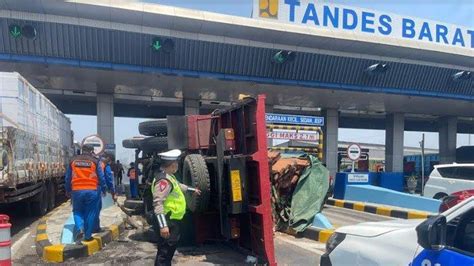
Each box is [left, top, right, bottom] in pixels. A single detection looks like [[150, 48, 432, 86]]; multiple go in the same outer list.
[[411, 208, 474, 265]]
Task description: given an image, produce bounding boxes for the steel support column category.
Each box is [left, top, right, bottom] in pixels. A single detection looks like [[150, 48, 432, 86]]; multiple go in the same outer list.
[[385, 113, 404, 172], [439, 116, 457, 164], [184, 98, 200, 115], [97, 94, 114, 144], [323, 109, 339, 177]]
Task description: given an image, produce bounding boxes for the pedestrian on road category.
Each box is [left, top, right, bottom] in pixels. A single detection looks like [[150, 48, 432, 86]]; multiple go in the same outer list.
[[65, 144, 106, 242], [128, 162, 139, 199], [151, 149, 201, 266], [115, 160, 124, 186], [95, 153, 117, 233]]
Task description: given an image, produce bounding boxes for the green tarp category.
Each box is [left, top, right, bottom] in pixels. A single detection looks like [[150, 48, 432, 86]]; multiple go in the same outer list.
[[289, 155, 329, 232]]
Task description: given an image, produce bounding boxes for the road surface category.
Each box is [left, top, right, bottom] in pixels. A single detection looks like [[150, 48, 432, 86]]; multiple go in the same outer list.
[[10, 204, 396, 265]]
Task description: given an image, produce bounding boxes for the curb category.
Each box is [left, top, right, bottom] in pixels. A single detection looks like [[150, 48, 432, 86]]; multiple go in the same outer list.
[[326, 198, 434, 219], [284, 227, 334, 244], [35, 205, 126, 263]]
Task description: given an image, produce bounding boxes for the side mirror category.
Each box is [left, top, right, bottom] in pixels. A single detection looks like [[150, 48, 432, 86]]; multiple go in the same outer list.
[[416, 215, 447, 250]]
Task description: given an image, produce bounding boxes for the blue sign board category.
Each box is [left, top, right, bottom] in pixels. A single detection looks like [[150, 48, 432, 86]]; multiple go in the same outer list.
[[266, 113, 324, 126], [253, 0, 474, 51]]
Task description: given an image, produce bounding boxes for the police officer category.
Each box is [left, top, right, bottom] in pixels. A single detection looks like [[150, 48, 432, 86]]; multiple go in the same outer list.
[[151, 149, 200, 266], [65, 144, 106, 242]]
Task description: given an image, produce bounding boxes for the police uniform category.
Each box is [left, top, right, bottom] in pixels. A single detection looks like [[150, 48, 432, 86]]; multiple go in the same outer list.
[[151, 149, 195, 266], [65, 145, 106, 241]]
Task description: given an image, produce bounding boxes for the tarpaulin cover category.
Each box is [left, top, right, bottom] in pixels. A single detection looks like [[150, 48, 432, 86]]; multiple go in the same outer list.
[[289, 155, 329, 232]]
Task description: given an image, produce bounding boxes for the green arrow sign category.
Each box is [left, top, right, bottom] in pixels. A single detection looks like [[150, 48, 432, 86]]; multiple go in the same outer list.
[[151, 38, 162, 51], [9, 24, 22, 38]]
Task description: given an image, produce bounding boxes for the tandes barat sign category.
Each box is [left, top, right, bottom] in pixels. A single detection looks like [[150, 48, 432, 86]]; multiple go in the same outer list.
[[253, 0, 473, 51]]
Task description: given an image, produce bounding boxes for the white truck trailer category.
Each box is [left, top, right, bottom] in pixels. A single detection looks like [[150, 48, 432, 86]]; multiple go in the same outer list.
[[0, 72, 73, 216]]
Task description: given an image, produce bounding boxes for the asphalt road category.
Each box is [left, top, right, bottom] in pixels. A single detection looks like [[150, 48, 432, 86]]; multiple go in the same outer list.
[[322, 205, 393, 228], [9, 204, 396, 265]]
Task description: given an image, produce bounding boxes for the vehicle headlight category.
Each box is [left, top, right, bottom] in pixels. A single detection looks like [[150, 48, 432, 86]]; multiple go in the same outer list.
[[325, 232, 346, 254]]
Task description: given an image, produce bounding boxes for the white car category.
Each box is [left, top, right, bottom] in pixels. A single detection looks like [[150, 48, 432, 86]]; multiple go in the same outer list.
[[320, 197, 474, 266], [424, 163, 474, 199]]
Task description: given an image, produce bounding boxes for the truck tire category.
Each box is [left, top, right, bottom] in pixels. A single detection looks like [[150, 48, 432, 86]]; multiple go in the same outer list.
[[139, 120, 167, 137], [140, 137, 168, 153], [182, 154, 210, 213], [47, 181, 56, 211], [31, 184, 48, 217], [122, 138, 143, 149]]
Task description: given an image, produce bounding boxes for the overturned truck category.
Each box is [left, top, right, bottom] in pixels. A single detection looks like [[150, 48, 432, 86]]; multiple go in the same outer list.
[[125, 95, 276, 265]]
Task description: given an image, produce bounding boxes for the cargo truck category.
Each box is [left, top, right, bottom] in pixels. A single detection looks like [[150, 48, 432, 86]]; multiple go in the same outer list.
[[123, 95, 276, 265], [0, 72, 73, 216]]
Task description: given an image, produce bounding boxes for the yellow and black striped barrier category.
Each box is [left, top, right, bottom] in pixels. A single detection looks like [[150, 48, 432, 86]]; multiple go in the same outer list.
[[284, 227, 334, 243], [35, 203, 126, 263], [326, 198, 433, 219]]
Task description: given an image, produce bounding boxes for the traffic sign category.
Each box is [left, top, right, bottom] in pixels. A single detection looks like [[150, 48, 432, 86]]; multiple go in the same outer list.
[[9, 24, 21, 38], [82, 134, 105, 155], [266, 113, 324, 126], [347, 143, 362, 161], [267, 131, 318, 141], [151, 37, 162, 51]]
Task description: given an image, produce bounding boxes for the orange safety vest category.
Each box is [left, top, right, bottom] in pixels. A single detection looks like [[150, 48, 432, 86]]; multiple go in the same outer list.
[[129, 168, 137, 180], [71, 156, 99, 191]]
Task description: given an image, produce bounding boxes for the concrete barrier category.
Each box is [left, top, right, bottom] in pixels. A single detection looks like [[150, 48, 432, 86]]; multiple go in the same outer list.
[[344, 185, 441, 213], [284, 226, 334, 244], [326, 198, 433, 219]]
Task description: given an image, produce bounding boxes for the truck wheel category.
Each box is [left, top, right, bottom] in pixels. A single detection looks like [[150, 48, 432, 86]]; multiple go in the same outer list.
[[31, 184, 48, 217], [140, 137, 168, 153], [139, 120, 167, 137], [47, 181, 56, 211], [182, 154, 210, 213], [122, 138, 143, 149]]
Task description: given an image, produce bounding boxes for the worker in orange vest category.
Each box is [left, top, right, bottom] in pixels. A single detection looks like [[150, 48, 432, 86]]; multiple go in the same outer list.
[[128, 162, 139, 199], [65, 144, 106, 242]]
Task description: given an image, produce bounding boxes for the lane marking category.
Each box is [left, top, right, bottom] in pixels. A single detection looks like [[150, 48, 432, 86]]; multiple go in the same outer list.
[[12, 231, 31, 257], [275, 235, 326, 255]]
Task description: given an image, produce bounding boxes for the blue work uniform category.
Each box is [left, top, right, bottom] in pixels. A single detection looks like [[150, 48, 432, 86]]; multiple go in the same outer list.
[[128, 167, 140, 199], [65, 155, 106, 241], [94, 162, 115, 232]]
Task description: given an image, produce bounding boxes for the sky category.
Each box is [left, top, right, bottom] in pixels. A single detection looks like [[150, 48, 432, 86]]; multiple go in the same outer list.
[[69, 0, 474, 163]]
